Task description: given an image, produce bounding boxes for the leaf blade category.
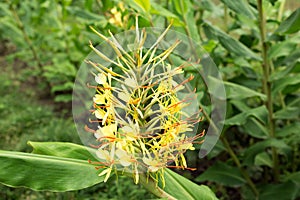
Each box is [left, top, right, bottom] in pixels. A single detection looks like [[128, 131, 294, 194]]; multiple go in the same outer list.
[[29, 142, 217, 199], [203, 23, 261, 60], [0, 150, 103, 191], [220, 0, 256, 19], [134, 0, 150, 12], [195, 162, 246, 187], [164, 169, 218, 200], [276, 8, 300, 34]]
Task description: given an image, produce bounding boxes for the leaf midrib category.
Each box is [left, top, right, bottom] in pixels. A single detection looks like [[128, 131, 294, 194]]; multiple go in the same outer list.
[[0, 150, 92, 166], [165, 169, 196, 200]]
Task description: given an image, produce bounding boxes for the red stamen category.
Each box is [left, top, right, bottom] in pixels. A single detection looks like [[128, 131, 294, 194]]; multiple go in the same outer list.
[[87, 83, 98, 89], [89, 119, 102, 123], [173, 76, 194, 91], [85, 125, 96, 133], [166, 165, 197, 171]]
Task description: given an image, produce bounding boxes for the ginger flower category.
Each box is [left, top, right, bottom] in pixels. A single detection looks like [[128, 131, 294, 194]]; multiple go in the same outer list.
[[85, 20, 204, 187]]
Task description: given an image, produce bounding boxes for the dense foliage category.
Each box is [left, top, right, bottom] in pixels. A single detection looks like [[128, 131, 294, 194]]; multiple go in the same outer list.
[[0, 0, 299, 199]]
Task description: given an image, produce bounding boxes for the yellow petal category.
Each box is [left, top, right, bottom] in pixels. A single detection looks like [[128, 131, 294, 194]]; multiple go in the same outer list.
[[118, 91, 130, 102], [95, 73, 106, 85], [93, 94, 106, 104], [96, 149, 110, 160], [124, 77, 137, 88]]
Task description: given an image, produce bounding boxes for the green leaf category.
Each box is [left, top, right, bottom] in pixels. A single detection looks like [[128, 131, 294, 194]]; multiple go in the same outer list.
[[203, 23, 261, 60], [224, 81, 266, 100], [268, 40, 297, 59], [134, 0, 150, 12], [0, 150, 104, 191], [185, 8, 201, 44], [272, 74, 300, 96], [150, 2, 183, 26], [164, 169, 218, 200], [28, 141, 95, 160], [195, 161, 246, 187], [271, 60, 300, 82], [207, 140, 226, 159], [196, 0, 217, 12], [172, 0, 188, 16], [0, 3, 11, 17], [51, 82, 74, 93], [243, 138, 291, 166], [68, 7, 107, 23], [220, 0, 256, 19], [208, 77, 266, 100], [225, 105, 268, 126], [28, 142, 217, 199], [276, 122, 300, 137], [0, 19, 24, 47], [274, 106, 300, 120], [150, 2, 179, 19], [254, 152, 273, 168], [230, 99, 251, 112], [54, 94, 72, 103], [266, 0, 278, 5], [259, 181, 298, 200], [218, 35, 260, 60], [276, 8, 300, 34], [285, 171, 300, 185], [242, 118, 269, 139], [202, 40, 218, 53]]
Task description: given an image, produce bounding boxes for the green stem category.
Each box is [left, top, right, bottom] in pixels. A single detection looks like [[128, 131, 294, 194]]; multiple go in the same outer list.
[[179, 7, 199, 60], [57, 2, 70, 57], [165, 0, 169, 28], [224, 5, 228, 32], [10, 4, 43, 74], [96, 0, 103, 11], [220, 136, 259, 197], [257, 0, 279, 182], [201, 107, 259, 197], [122, 172, 176, 199], [183, 24, 198, 60], [277, 0, 286, 22], [139, 173, 176, 200]]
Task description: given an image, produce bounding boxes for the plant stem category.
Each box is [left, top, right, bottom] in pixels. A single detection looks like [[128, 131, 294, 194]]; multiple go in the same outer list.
[[224, 5, 228, 32], [10, 4, 43, 74], [179, 6, 199, 60], [122, 172, 176, 200], [139, 173, 176, 200], [165, 0, 169, 28], [277, 0, 286, 22], [257, 0, 279, 182], [56, 2, 70, 57], [201, 108, 259, 197], [220, 136, 259, 197], [183, 23, 198, 60]]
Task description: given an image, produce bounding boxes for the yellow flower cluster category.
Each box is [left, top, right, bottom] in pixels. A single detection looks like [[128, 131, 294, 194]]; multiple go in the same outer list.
[[87, 22, 203, 186], [107, 2, 128, 28]]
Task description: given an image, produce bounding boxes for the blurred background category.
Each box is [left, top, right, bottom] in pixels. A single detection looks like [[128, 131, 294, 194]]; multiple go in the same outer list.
[[0, 0, 299, 199]]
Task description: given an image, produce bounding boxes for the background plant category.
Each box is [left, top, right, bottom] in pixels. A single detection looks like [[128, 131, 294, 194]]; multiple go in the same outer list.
[[0, 0, 300, 199]]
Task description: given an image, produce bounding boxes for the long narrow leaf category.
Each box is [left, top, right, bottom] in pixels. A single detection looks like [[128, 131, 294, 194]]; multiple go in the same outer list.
[[195, 161, 246, 187], [164, 169, 218, 200], [203, 23, 261, 60], [276, 8, 300, 34], [0, 150, 104, 191], [28, 142, 217, 199], [220, 0, 256, 19]]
